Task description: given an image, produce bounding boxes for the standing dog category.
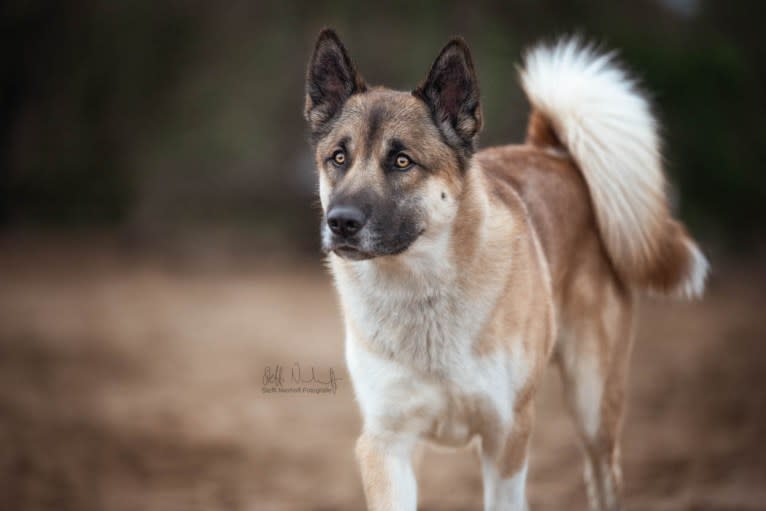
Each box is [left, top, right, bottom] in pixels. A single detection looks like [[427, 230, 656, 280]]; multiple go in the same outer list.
[[304, 29, 707, 511]]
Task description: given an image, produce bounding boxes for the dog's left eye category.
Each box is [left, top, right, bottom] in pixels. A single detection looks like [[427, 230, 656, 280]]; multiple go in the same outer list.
[[394, 154, 412, 170], [331, 150, 346, 166]]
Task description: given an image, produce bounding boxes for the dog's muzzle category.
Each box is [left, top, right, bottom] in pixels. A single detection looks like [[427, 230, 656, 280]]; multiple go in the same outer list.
[[324, 204, 374, 260]]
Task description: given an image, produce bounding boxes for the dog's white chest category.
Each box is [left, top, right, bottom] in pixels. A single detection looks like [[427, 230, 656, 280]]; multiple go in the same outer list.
[[346, 334, 524, 448], [337, 256, 490, 374], [331, 249, 530, 447]]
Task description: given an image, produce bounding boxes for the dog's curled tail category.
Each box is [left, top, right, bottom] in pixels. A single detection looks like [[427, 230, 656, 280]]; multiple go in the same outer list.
[[519, 38, 708, 298]]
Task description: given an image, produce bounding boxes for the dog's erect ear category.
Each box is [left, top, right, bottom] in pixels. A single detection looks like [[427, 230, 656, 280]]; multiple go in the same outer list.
[[305, 29, 366, 137], [414, 38, 482, 154]]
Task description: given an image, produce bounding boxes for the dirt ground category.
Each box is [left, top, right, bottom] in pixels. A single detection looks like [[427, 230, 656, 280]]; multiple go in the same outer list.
[[0, 236, 764, 511]]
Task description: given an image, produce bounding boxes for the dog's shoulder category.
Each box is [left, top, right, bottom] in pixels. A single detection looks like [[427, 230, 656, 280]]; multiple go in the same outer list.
[[476, 144, 599, 286]]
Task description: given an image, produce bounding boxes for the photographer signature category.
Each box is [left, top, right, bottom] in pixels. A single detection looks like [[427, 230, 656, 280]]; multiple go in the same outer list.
[[263, 363, 343, 393]]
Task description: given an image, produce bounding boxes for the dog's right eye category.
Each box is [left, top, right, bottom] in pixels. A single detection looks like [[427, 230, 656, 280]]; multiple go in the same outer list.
[[331, 150, 346, 167]]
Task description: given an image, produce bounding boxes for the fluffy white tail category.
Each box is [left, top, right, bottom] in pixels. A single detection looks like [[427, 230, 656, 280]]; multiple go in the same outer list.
[[519, 38, 708, 298]]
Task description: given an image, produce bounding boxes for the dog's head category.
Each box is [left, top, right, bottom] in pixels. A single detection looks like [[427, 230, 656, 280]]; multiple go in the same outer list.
[[305, 29, 482, 261]]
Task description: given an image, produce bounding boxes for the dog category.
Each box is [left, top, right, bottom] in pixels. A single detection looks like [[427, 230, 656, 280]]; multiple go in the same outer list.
[[303, 28, 708, 511]]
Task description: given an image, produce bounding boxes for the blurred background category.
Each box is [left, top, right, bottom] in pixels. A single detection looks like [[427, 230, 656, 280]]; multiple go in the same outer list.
[[1, 1, 765, 510]]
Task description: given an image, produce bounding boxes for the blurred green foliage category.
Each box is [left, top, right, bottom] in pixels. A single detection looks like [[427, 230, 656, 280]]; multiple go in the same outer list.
[[1, 0, 764, 250]]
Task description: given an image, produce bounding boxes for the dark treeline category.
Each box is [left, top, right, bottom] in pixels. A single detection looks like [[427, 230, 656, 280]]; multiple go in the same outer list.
[[2, 0, 764, 251]]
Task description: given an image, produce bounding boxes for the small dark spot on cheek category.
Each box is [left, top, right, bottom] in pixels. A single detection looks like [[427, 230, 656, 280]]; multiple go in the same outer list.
[[441, 191, 447, 200]]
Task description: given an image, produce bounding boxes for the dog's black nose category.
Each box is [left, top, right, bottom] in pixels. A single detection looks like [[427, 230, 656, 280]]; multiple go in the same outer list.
[[327, 205, 367, 237]]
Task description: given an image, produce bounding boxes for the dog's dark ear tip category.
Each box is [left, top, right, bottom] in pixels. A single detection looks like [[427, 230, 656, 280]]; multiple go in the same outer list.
[[438, 37, 474, 64], [316, 27, 342, 46], [445, 36, 469, 49]]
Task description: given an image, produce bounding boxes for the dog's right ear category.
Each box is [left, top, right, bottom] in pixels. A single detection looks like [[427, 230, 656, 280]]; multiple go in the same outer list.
[[305, 29, 366, 137]]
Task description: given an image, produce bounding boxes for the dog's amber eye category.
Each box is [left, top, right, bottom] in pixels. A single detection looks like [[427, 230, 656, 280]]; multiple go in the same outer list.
[[332, 150, 346, 166], [394, 154, 411, 169]]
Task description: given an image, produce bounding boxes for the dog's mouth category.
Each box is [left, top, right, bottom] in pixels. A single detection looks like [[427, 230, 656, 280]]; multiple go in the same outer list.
[[331, 244, 375, 261], [325, 228, 426, 261]]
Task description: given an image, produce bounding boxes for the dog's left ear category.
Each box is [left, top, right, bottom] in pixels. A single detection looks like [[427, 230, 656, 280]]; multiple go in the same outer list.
[[305, 29, 367, 138], [414, 38, 482, 154]]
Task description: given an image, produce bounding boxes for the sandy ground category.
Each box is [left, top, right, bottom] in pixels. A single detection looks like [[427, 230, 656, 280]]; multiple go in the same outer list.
[[0, 237, 765, 511]]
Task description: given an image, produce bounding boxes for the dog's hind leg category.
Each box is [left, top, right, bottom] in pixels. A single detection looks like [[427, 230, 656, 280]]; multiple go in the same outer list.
[[555, 277, 634, 511]]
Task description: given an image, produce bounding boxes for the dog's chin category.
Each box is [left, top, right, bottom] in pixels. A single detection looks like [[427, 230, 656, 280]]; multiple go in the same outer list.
[[332, 240, 424, 262], [325, 228, 426, 262], [331, 245, 375, 261]]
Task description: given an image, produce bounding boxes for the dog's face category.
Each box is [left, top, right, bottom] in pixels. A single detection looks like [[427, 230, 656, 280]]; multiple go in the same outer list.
[[305, 30, 482, 260]]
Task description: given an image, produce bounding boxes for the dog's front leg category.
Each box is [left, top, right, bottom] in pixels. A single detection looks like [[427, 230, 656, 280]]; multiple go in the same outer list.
[[355, 431, 418, 511], [481, 456, 529, 511], [481, 402, 534, 511]]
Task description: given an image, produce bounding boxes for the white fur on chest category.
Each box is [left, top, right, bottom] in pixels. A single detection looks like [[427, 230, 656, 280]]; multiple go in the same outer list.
[[333, 230, 492, 375], [345, 330, 528, 447], [330, 234, 529, 447]]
